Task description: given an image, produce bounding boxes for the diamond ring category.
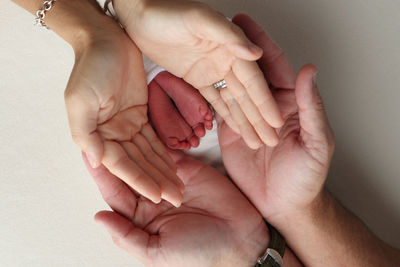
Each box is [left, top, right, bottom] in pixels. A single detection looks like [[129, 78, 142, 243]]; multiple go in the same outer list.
[[213, 79, 227, 90]]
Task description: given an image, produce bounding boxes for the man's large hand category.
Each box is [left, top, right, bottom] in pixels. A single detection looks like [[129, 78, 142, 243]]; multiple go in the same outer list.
[[113, 0, 284, 149], [219, 15, 400, 267], [65, 15, 183, 207], [84, 152, 269, 267], [218, 14, 335, 225]]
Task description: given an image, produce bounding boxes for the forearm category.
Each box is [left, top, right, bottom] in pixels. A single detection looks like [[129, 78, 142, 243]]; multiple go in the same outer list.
[[273, 190, 400, 266], [12, 0, 113, 52]]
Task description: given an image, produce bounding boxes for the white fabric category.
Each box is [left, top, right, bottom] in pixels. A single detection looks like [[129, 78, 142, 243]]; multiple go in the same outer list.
[[143, 56, 224, 172], [143, 56, 166, 84]]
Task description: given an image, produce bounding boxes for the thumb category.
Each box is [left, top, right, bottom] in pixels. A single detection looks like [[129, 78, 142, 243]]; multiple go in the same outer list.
[[191, 7, 262, 60], [95, 211, 153, 263], [64, 88, 103, 168], [295, 64, 335, 154]]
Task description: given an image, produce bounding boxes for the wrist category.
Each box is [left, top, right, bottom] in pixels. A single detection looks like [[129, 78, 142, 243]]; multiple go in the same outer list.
[[211, 220, 270, 267], [235, 221, 271, 267], [267, 188, 331, 233], [34, 0, 119, 54], [112, 0, 145, 26]]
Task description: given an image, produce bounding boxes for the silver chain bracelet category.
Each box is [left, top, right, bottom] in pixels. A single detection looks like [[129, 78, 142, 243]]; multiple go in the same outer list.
[[34, 0, 58, 29], [103, 0, 119, 23]]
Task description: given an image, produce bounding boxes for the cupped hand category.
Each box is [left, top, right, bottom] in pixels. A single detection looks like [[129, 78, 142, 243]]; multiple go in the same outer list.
[[84, 151, 269, 267], [113, 0, 284, 149], [218, 14, 335, 225], [64, 16, 183, 207]]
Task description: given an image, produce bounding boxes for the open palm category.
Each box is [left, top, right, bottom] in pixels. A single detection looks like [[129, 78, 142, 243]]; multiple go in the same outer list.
[[65, 19, 183, 207], [218, 14, 335, 224], [84, 151, 269, 267], [113, 0, 284, 149]]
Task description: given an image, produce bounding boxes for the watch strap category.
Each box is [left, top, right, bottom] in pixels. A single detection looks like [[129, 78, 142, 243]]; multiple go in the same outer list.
[[255, 223, 285, 267]]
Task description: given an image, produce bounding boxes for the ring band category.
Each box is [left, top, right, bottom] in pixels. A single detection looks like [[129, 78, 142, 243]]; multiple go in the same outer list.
[[213, 79, 227, 90]]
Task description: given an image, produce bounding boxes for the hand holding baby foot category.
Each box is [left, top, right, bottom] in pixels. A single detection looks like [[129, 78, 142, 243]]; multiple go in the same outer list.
[[148, 71, 213, 150], [113, 0, 284, 149], [64, 14, 183, 207]]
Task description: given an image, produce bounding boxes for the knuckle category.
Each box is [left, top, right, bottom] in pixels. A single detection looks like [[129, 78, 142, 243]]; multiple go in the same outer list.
[[319, 132, 335, 156], [131, 172, 147, 185], [221, 95, 232, 105], [141, 143, 153, 155], [112, 236, 123, 247], [229, 23, 244, 37], [236, 117, 248, 128], [124, 142, 141, 158], [253, 117, 266, 129], [314, 97, 325, 112], [64, 88, 84, 110], [327, 132, 336, 151], [147, 135, 161, 148], [255, 95, 273, 108], [187, 3, 209, 18], [64, 87, 76, 102], [70, 132, 83, 145], [141, 144, 155, 159], [242, 72, 264, 89], [103, 182, 125, 203], [236, 93, 248, 105], [209, 97, 223, 107], [110, 153, 131, 169], [220, 88, 231, 100]]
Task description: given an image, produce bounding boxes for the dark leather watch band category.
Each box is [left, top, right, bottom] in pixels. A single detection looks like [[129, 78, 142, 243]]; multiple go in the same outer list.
[[255, 223, 285, 267], [256, 255, 281, 267]]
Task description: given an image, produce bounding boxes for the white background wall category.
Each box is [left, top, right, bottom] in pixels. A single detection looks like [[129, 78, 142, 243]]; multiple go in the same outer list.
[[1, 0, 399, 266]]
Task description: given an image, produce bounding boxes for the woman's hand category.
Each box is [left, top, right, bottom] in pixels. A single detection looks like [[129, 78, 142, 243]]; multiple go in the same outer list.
[[113, 0, 284, 149], [67, 25, 183, 207], [65, 13, 185, 207], [14, 0, 185, 207]]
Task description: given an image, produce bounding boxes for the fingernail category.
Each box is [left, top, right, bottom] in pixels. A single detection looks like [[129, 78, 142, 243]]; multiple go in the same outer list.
[[94, 218, 102, 225], [248, 43, 263, 55], [153, 198, 161, 204], [271, 136, 280, 147], [86, 153, 98, 168], [313, 72, 318, 85], [173, 199, 182, 208], [251, 141, 263, 150]]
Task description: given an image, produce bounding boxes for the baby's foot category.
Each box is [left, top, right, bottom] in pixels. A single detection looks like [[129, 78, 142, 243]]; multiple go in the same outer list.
[[148, 80, 193, 150], [148, 71, 213, 150], [155, 71, 213, 135]]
